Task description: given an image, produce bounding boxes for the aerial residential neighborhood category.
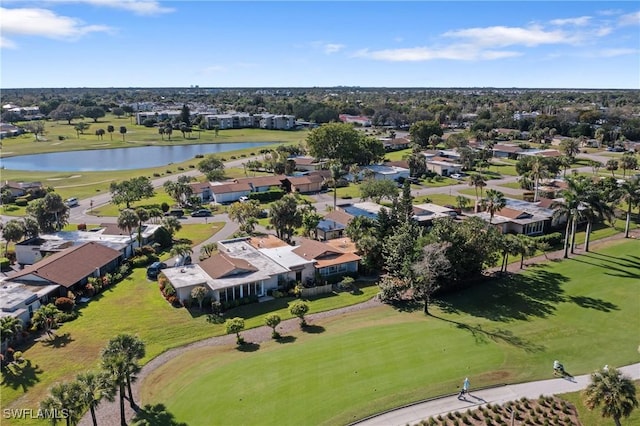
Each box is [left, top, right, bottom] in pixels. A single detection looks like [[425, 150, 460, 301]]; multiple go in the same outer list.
[[1, 2, 640, 426]]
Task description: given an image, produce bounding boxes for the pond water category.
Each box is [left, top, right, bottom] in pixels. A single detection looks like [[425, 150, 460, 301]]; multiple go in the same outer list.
[[0, 142, 273, 171]]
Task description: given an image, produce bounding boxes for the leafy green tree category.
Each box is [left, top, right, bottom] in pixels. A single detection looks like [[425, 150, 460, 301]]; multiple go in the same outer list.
[[119, 126, 127, 141], [269, 194, 301, 243], [2, 219, 25, 254], [117, 209, 139, 239], [516, 234, 537, 269], [83, 106, 106, 122], [95, 128, 105, 140], [481, 189, 506, 225], [499, 233, 522, 273], [102, 334, 145, 410], [110, 176, 154, 209], [170, 243, 193, 262], [411, 242, 452, 314], [409, 120, 443, 147], [190, 286, 208, 310], [24, 120, 45, 140], [31, 304, 61, 338], [301, 207, 322, 239], [305, 122, 383, 165], [158, 126, 165, 140], [112, 107, 125, 118], [264, 314, 282, 339], [383, 221, 421, 279], [359, 178, 399, 203], [76, 371, 115, 426], [427, 216, 502, 282], [583, 367, 638, 426], [179, 104, 191, 126], [163, 176, 193, 206], [198, 155, 225, 181], [225, 317, 246, 345], [606, 159, 619, 177], [289, 301, 309, 328], [74, 121, 90, 138], [50, 103, 79, 124], [581, 185, 614, 252], [228, 199, 262, 234], [165, 125, 173, 141], [26, 193, 69, 232]]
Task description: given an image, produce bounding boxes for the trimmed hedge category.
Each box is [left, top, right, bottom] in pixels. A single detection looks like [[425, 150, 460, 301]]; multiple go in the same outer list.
[[248, 188, 285, 203]]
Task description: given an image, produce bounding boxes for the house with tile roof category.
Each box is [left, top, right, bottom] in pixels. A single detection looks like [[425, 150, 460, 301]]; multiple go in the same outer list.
[[316, 210, 355, 241]]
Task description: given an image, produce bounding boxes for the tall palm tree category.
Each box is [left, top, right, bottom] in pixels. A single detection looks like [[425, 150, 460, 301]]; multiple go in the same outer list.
[[616, 177, 640, 238], [552, 176, 588, 258], [107, 125, 115, 141], [606, 159, 619, 177], [581, 186, 614, 252], [117, 209, 139, 239], [500, 233, 521, 273], [41, 381, 84, 426], [119, 126, 127, 142], [101, 352, 129, 426], [468, 173, 486, 205], [102, 334, 145, 409], [170, 243, 193, 263], [76, 371, 115, 426], [482, 189, 506, 225], [529, 156, 549, 202], [516, 234, 537, 269], [583, 367, 638, 426], [135, 208, 149, 245]]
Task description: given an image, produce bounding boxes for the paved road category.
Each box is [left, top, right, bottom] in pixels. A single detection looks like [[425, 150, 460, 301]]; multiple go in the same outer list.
[[355, 363, 640, 426]]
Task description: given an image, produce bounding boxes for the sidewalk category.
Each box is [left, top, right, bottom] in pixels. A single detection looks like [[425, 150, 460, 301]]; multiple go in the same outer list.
[[354, 363, 640, 426]]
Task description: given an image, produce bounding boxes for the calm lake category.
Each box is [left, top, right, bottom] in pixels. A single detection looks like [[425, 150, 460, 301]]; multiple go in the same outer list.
[[0, 142, 274, 171]]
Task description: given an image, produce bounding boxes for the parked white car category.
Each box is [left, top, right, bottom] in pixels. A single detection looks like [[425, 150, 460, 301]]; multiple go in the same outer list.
[[65, 197, 79, 207]]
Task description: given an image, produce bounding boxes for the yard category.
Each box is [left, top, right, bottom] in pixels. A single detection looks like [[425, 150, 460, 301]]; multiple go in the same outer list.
[[0, 268, 378, 425], [139, 239, 640, 426]]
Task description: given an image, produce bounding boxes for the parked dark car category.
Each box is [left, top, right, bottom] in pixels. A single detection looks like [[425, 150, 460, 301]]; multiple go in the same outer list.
[[191, 208, 212, 217], [164, 209, 184, 218], [146, 261, 167, 279]]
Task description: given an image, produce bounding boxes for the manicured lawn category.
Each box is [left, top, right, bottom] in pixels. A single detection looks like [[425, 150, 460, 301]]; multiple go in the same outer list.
[[141, 239, 640, 426], [0, 271, 378, 425], [415, 193, 466, 206]]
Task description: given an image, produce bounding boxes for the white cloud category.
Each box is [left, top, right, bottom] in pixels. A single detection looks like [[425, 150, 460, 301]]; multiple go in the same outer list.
[[0, 35, 18, 49], [75, 0, 174, 15], [550, 16, 592, 26], [353, 45, 521, 62], [324, 43, 345, 54], [443, 25, 570, 47], [0, 7, 112, 44], [586, 48, 639, 58], [618, 11, 640, 26]]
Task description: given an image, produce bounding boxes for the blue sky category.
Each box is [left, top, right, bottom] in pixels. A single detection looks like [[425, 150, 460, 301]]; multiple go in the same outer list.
[[1, 1, 639, 89]]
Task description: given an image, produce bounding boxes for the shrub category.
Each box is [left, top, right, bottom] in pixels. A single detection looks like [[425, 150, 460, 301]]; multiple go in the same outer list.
[[178, 167, 184, 171], [56, 311, 78, 323], [161, 202, 170, 213], [84, 284, 95, 297], [77, 223, 87, 231], [0, 258, 10, 271], [248, 188, 285, 203], [163, 283, 176, 297], [4, 250, 16, 264], [54, 297, 75, 312], [189, 164, 195, 168], [153, 173, 161, 177], [15, 197, 29, 207]]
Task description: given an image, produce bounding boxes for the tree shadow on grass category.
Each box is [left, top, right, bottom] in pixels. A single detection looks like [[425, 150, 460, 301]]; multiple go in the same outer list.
[[275, 335, 297, 344], [1, 359, 43, 392], [580, 252, 640, 272], [237, 342, 260, 352], [302, 324, 325, 334], [132, 403, 187, 426], [435, 269, 569, 322], [569, 296, 619, 312], [388, 299, 423, 313], [430, 313, 545, 353], [41, 332, 74, 348]]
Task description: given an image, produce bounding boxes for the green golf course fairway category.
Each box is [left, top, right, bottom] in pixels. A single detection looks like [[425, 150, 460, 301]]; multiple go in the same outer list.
[[141, 239, 640, 426]]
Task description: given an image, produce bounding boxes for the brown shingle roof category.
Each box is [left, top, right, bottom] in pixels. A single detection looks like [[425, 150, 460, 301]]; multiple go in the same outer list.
[[493, 144, 523, 153], [210, 182, 252, 194], [287, 174, 324, 185], [236, 175, 286, 188], [384, 160, 410, 169], [199, 252, 258, 279], [190, 182, 211, 193], [10, 242, 121, 288], [99, 223, 128, 236], [292, 238, 342, 261], [248, 235, 289, 249], [323, 210, 354, 226], [496, 207, 531, 220]]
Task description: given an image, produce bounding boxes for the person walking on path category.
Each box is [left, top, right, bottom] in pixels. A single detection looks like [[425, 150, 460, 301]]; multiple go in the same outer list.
[[457, 377, 470, 399]]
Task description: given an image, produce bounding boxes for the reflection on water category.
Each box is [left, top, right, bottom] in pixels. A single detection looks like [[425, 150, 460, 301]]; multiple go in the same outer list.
[[0, 142, 273, 171]]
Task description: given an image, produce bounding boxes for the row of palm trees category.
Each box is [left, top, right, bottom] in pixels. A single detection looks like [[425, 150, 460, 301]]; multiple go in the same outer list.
[[40, 334, 145, 426]]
